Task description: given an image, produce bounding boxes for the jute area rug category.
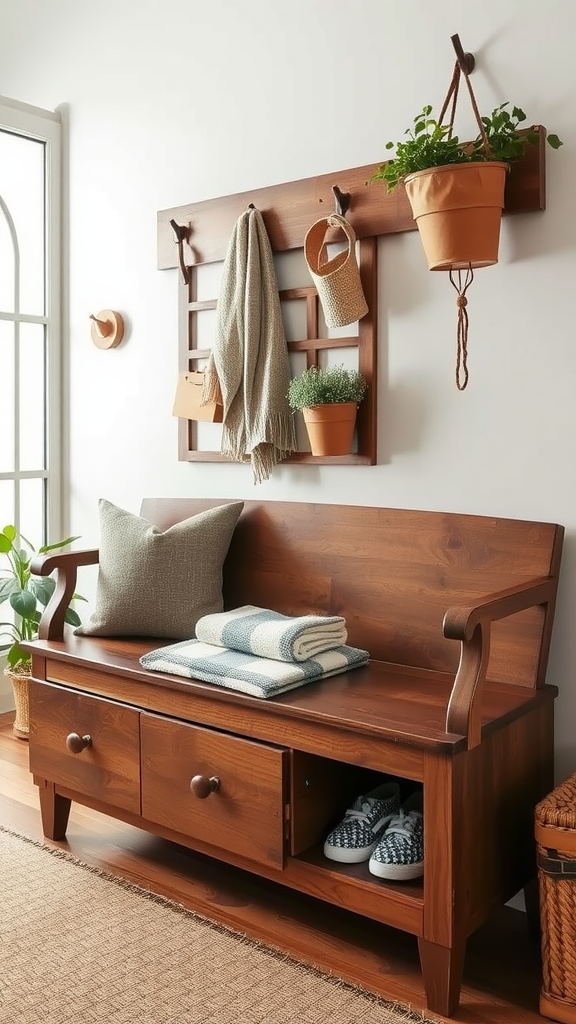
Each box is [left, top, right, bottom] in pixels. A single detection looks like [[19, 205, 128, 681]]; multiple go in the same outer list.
[[0, 826, 440, 1024]]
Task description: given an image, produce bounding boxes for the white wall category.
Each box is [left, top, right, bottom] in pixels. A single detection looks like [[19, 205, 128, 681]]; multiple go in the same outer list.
[[1, 0, 575, 777]]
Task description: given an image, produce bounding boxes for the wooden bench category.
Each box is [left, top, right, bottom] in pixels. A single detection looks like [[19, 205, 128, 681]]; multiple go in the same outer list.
[[24, 498, 564, 1017]]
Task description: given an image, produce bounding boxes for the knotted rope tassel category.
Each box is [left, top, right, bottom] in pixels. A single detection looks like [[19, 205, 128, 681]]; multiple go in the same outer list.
[[449, 267, 474, 391]]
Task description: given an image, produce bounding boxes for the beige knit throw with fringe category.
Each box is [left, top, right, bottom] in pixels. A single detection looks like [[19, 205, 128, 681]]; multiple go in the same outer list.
[[202, 207, 297, 483]]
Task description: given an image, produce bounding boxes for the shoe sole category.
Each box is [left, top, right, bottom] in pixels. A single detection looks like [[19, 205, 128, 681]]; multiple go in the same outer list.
[[368, 859, 424, 880], [323, 841, 380, 863]]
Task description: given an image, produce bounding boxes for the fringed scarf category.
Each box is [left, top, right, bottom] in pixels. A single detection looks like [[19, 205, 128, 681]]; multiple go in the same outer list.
[[202, 206, 297, 483]]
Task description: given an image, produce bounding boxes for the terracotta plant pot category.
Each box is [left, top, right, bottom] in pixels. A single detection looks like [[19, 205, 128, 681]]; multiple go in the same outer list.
[[403, 161, 508, 271], [302, 402, 358, 456], [4, 665, 30, 740]]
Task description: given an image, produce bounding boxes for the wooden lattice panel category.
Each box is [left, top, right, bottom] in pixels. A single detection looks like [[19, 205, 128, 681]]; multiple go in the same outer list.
[[159, 143, 545, 466]]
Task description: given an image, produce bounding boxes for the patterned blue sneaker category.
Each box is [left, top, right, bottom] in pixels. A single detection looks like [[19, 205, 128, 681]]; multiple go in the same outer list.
[[323, 781, 401, 863], [368, 790, 424, 880]]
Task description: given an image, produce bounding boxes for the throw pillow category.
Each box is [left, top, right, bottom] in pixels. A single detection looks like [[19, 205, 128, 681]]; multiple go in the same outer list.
[[76, 499, 244, 639]]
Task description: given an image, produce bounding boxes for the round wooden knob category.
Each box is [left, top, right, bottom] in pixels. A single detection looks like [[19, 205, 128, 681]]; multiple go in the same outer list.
[[66, 732, 92, 754], [190, 775, 220, 799]]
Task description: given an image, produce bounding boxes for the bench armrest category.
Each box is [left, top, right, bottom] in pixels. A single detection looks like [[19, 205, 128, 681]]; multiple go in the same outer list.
[[443, 576, 557, 748], [30, 549, 100, 641]]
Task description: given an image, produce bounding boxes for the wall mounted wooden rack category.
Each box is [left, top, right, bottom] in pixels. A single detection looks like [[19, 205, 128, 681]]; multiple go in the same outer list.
[[157, 136, 545, 466]]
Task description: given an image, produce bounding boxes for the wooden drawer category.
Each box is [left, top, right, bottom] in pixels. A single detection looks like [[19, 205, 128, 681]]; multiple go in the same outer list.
[[28, 680, 140, 814], [140, 713, 288, 869]]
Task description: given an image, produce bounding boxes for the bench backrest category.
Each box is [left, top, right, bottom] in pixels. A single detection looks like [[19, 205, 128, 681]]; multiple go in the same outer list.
[[140, 498, 563, 688]]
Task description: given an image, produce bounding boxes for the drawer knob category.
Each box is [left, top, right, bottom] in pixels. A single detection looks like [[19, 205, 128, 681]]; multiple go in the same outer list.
[[190, 774, 220, 799], [66, 732, 92, 754]]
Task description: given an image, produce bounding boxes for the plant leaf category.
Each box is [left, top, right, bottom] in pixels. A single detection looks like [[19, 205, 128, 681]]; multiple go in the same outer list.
[[64, 608, 82, 627], [10, 589, 37, 618], [38, 534, 81, 555], [31, 577, 56, 606], [7, 642, 30, 669], [0, 578, 19, 603], [547, 133, 563, 149]]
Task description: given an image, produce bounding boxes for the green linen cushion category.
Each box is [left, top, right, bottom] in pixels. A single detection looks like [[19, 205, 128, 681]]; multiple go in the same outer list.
[[76, 498, 244, 639]]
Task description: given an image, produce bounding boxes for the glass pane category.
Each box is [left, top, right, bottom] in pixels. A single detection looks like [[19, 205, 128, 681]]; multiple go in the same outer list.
[[0, 320, 15, 472], [0, 129, 45, 316], [19, 322, 46, 471], [0, 197, 16, 313], [0, 479, 14, 531], [19, 477, 45, 548]]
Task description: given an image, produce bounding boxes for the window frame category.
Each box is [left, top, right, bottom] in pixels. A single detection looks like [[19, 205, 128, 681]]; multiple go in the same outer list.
[[0, 95, 63, 543]]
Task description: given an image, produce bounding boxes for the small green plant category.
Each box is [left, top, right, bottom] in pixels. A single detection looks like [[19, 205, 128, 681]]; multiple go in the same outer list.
[[287, 365, 367, 410], [371, 102, 563, 193], [0, 526, 84, 670]]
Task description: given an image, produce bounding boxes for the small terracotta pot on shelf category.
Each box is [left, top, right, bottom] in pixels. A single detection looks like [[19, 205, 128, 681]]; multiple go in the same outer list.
[[302, 403, 358, 456]]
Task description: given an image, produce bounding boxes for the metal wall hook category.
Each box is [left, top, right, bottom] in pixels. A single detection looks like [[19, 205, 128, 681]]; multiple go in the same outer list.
[[169, 219, 190, 285], [332, 185, 351, 217], [451, 33, 475, 75]]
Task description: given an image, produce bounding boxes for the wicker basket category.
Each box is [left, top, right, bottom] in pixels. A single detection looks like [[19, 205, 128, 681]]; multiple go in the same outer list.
[[304, 214, 368, 328], [4, 666, 30, 740], [536, 773, 576, 1023]]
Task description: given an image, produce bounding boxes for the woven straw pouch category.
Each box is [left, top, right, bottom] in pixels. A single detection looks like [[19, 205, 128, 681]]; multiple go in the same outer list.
[[304, 214, 368, 328]]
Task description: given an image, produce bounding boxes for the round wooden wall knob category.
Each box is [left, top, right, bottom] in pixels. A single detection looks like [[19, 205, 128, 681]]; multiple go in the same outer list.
[[90, 310, 124, 349], [66, 732, 92, 754], [190, 775, 220, 799]]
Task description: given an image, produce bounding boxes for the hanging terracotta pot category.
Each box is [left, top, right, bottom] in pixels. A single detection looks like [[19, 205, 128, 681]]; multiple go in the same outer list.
[[404, 160, 508, 271], [302, 403, 358, 456]]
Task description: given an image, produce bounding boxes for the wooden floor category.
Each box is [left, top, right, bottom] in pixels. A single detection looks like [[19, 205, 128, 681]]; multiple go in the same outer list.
[[0, 711, 548, 1024]]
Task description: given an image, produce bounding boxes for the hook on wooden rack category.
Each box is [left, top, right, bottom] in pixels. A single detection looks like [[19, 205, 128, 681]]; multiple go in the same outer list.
[[169, 219, 190, 286], [332, 185, 351, 217], [451, 33, 475, 75]]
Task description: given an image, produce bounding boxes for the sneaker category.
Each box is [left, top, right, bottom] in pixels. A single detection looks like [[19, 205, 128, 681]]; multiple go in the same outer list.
[[368, 790, 424, 880], [323, 781, 401, 863]]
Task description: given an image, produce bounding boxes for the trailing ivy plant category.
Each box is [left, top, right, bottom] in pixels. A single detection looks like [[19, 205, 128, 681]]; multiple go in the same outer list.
[[0, 526, 85, 670], [372, 102, 563, 193], [287, 365, 367, 410]]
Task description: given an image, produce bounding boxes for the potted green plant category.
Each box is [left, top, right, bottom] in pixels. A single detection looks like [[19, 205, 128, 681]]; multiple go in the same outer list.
[[371, 90, 562, 271], [0, 525, 84, 739], [287, 365, 367, 456]]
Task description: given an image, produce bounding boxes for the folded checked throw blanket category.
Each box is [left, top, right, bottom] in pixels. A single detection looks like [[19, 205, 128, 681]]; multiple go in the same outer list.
[[195, 605, 348, 662], [202, 206, 297, 484], [139, 641, 369, 699]]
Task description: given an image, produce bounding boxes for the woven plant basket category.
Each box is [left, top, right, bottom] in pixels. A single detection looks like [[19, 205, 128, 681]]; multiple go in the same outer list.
[[535, 773, 576, 1023], [4, 665, 30, 740], [304, 214, 368, 328]]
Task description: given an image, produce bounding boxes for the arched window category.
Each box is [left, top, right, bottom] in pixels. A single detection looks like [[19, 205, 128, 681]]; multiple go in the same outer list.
[[0, 98, 62, 546]]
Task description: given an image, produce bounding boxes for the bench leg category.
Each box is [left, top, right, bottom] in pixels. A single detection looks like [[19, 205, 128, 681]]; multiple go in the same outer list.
[[38, 780, 72, 840], [417, 936, 466, 1017]]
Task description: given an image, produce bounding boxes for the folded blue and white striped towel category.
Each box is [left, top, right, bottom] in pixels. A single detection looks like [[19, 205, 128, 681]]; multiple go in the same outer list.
[[139, 640, 369, 699], [194, 605, 348, 662]]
